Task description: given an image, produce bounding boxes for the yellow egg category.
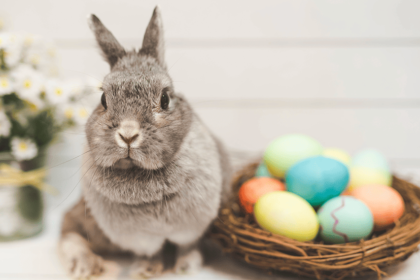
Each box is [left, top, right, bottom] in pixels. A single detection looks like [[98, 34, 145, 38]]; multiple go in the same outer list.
[[254, 191, 319, 242], [323, 148, 351, 166], [348, 167, 392, 191]]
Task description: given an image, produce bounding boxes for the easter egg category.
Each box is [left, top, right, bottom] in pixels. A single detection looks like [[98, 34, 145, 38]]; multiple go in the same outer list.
[[323, 148, 351, 166], [254, 191, 319, 241], [352, 149, 389, 172], [238, 177, 286, 213], [350, 185, 404, 230], [348, 167, 392, 191], [255, 161, 273, 178], [318, 196, 374, 244], [264, 134, 323, 178], [286, 156, 350, 206]]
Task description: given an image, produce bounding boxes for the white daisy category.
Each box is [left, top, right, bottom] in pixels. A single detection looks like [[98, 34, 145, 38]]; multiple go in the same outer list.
[[24, 48, 46, 68], [45, 79, 71, 104], [23, 34, 42, 48], [0, 33, 23, 67], [58, 103, 75, 123], [0, 110, 11, 137], [0, 32, 13, 49], [3, 48, 21, 67], [73, 105, 90, 125], [0, 32, 21, 49], [0, 74, 13, 95], [11, 64, 44, 104], [11, 137, 38, 161]]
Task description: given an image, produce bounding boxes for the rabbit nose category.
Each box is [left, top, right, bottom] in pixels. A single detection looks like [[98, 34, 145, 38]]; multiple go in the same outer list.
[[119, 133, 139, 145], [115, 120, 142, 148]]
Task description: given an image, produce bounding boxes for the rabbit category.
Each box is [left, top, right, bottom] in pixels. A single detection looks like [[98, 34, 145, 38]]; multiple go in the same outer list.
[[58, 6, 232, 279]]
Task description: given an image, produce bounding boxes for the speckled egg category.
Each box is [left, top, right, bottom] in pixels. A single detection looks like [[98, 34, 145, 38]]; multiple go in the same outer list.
[[286, 156, 350, 206], [323, 148, 351, 166], [254, 191, 319, 242], [352, 149, 389, 172], [348, 167, 392, 191], [264, 134, 323, 178], [238, 177, 286, 213], [318, 196, 374, 244], [255, 161, 273, 178], [350, 185, 405, 231]]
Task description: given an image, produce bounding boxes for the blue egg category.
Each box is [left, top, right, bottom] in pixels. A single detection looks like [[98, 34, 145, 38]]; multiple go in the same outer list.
[[318, 196, 374, 243], [255, 161, 273, 178], [286, 156, 350, 206]]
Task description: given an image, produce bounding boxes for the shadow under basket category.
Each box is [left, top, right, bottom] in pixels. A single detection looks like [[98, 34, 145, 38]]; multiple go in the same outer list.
[[208, 162, 420, 280]]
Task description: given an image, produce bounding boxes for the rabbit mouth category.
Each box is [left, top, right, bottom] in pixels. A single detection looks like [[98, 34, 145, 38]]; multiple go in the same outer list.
[[114, 157, 135, 169]]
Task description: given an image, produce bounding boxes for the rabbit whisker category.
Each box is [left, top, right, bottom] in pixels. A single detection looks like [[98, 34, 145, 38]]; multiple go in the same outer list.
[[52, 157, 99, 211], [45, 148, 96, 171], [66, 152, 96, 180]]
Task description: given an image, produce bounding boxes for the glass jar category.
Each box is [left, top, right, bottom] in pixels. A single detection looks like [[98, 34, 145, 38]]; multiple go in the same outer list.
[[0, 150, 45, 241]]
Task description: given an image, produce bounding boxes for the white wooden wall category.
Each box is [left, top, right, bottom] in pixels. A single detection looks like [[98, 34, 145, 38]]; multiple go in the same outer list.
[[3, 0, 420, 170]]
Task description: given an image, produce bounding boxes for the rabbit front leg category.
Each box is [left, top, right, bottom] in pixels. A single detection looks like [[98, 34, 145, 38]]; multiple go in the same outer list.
[[58, 198, 117, 279], [59, 232, 104, 279]]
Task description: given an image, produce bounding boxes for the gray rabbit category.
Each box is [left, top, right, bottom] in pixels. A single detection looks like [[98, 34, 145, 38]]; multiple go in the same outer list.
[[59, 7, 231, 279]]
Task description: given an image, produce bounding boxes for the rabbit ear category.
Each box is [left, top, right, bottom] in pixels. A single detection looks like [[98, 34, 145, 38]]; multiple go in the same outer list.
[[139, 6, 166, 69], [87, 14, 126, 68]]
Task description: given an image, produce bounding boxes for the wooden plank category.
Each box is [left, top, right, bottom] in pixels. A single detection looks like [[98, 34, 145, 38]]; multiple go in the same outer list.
[[57, 47, 420, 101], [3, 0, 420, 41], [194, 107, 420, 163]]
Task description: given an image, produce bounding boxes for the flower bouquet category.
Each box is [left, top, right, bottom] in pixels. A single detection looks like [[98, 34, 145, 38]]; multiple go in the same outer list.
[[0, 31, 98, 240]]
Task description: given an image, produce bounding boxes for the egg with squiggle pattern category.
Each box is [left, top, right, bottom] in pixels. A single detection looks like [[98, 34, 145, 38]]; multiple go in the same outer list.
[[317, 196, 374, 244]]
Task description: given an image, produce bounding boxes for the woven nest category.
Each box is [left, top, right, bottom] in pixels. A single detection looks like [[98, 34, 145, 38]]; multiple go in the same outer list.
[[209, 162, 420, 280]]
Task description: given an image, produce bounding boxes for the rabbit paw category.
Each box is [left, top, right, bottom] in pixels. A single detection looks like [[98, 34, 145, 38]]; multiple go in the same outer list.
[[59, 233, 104, 279], [174, 249, 202, 275], [130, 258, 164, 279], [69, 252, 104, 279]]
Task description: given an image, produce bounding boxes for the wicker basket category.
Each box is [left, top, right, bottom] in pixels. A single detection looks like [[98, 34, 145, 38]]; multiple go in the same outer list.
[[209, 162, 420, 280]]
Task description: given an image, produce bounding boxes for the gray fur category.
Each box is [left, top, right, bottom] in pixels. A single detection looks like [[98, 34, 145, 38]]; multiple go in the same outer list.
[[140, 6, 166, 69], [60, 6, 231, 279], [88, 14, 126, 68]]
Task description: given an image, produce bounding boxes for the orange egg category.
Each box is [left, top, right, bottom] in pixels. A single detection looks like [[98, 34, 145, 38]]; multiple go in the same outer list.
[[238, 177, 286, 213], [350, 184, 405, 230]]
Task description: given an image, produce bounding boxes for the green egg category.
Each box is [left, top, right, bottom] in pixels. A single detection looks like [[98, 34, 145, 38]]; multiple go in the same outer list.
[[263, 134, 323, 178], [318, 196, 374, 244], [352, 149, 389, 173]]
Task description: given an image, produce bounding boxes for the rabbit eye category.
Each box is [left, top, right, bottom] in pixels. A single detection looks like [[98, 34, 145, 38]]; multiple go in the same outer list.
[[160, 89, 170, 110], [101, 93, 107, 110]]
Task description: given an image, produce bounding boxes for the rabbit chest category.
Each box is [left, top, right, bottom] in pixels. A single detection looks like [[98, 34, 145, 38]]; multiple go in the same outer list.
[[82, 123, 224, 256]]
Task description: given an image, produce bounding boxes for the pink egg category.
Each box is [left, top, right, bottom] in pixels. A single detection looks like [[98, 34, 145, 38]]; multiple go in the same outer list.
[[350, 184, 405, 231]]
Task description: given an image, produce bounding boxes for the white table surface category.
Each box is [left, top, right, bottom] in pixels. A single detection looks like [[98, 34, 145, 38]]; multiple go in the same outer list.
[[1, 146, 420, 280]]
